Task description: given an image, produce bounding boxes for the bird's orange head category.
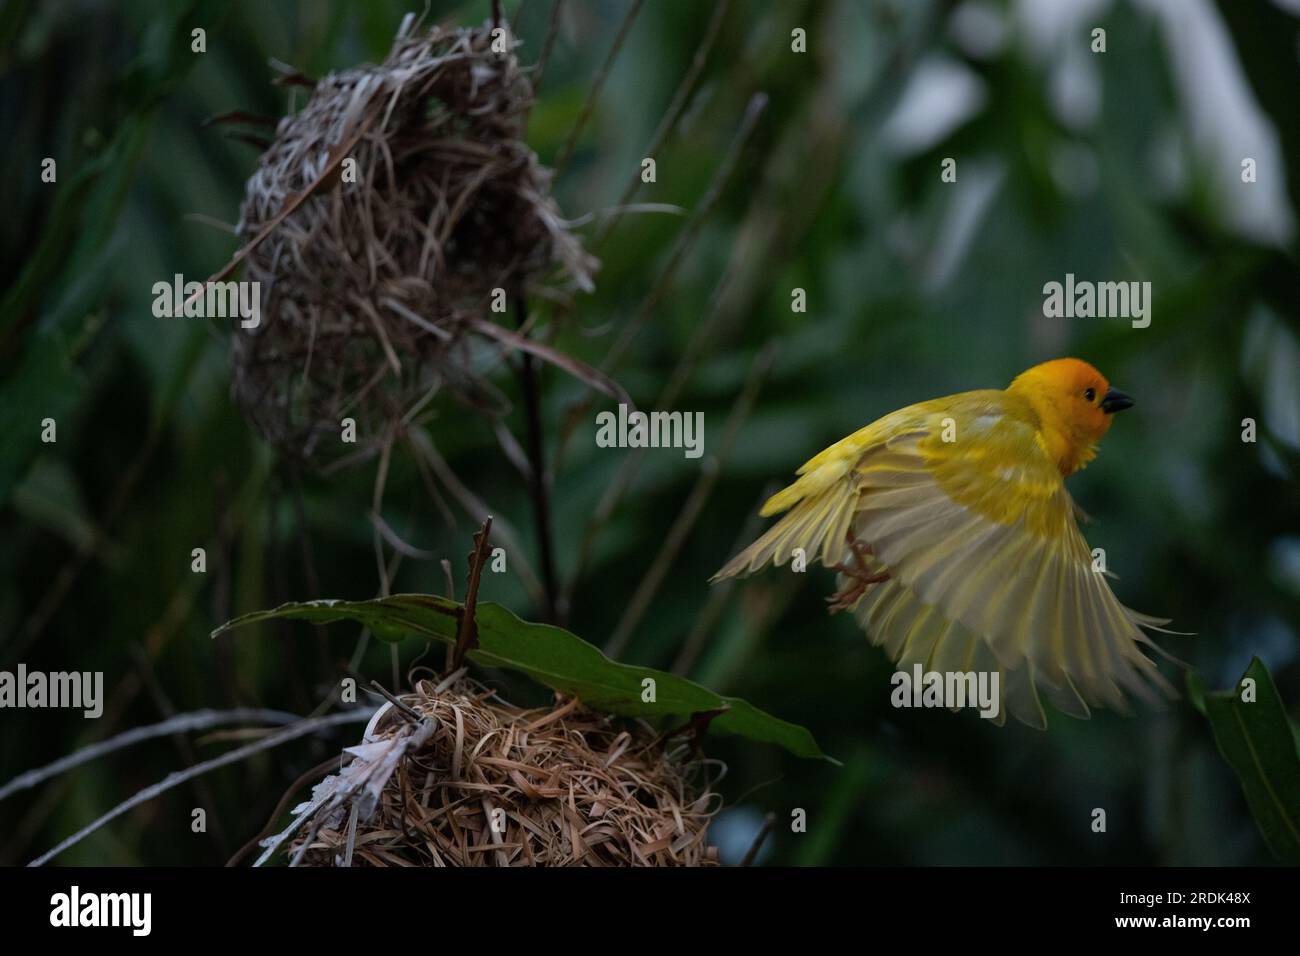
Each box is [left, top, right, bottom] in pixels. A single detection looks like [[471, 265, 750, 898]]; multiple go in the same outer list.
[[1007, 358, 1133, 476]]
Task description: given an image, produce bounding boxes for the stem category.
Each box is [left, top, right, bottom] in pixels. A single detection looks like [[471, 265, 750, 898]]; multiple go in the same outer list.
[[452, 516, 494, 669], [740, 812, 777, 867], [513, 296, 561, 623]]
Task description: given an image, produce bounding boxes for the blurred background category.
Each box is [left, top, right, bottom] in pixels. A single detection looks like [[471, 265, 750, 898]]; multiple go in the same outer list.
[[2, 0, 1299, 866]]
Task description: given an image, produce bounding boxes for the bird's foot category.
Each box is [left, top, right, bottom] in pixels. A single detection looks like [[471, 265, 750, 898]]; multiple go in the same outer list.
[[826, 539, 890, 613]]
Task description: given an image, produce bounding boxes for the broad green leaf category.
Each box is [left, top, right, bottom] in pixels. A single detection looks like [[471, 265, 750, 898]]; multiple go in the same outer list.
[[213, 593, 832, 762], [1187, 658, 1300, 863]]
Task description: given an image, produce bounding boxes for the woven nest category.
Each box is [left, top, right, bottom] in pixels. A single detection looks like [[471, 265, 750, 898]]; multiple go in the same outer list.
[[232, 17, 596, 465], [269, 678, 722, 866]]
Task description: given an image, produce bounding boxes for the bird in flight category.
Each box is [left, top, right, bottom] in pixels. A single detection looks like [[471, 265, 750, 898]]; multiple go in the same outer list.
[[712, 358, 1179, 728]]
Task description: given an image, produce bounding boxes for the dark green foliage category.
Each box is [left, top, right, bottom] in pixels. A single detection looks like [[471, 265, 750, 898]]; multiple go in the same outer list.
[[1, 0, 1298, 866], [1188, 659, 1300, 863]]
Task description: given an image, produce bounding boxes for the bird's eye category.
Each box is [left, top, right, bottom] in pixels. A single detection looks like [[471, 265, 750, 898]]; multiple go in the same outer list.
[[1083, 387, 1096, 402]]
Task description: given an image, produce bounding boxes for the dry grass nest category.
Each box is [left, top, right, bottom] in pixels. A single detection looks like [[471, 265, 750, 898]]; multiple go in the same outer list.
[[232, 16, 596, 466], [272, 677, 723, 866]]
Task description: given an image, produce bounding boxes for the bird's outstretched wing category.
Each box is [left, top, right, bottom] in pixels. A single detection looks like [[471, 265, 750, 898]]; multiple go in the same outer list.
[[713, 392, 1175, 727]]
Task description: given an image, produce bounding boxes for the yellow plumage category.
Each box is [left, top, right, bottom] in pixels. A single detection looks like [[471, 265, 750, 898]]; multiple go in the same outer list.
[[712, 358, 1177, 729]]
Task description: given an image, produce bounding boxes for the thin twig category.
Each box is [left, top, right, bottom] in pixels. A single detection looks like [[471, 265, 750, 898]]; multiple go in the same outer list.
[[581, 7, 866, 596], [0, 708, 303, 803], [512, 294, 560, 623], [510, 0, 531, 35], [471, 315, 630, 405], [531, 0, 732, 396], [529, 0, 564, 93], [368, 426, 405, 692], [128, 645, 231, 855], [10, 429, 161, 660], [599, 91, 767, 374], [552, 94, 770, 583], [406, 427, 543, 601], [290, 469, 335, 680], [551, 0, 647, 176], [371, 511, 438, 559], [453, 517, 494, 669], [564, 98, 767, 584], [593, 0, 734, 248], [27, 710, 372, 867], [492, 418, 532, 478], [740, 811, 776, 867], [441, 559, 456, 599], [604, 344, 774, 657], [672, 484, 776, 676], [442, 558, 457, 671], [369, 680, 423, 723], [4, 462, 269, 863]]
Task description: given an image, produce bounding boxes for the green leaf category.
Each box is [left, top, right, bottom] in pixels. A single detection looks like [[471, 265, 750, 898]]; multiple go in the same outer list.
[[1187, 658, 1300, 863], [213, 593, 833, 762]]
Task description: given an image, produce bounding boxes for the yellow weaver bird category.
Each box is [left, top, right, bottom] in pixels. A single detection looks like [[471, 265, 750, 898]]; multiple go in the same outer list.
[[712, 358, 1178, 728]]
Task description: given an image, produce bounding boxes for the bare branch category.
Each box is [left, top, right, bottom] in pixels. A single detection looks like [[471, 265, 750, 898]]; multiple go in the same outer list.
[[0, 708, 302, 803], [27, 710, 372, 867], [604, 344, 774, 657], [454, 517, 495, 669], [594, 0, 734, 247], [551, 0, 647, 176]]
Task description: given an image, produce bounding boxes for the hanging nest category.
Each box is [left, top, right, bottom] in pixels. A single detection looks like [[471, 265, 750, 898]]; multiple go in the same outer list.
[[263, 677, 723, 867], [231, 15, 597, 466]]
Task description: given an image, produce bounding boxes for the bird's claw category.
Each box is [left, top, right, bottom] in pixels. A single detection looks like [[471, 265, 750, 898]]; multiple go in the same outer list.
[[826, 538, 890, 614]]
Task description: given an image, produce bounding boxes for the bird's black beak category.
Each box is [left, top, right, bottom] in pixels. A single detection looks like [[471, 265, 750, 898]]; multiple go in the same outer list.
[[1100, 387, 1134, 414]]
